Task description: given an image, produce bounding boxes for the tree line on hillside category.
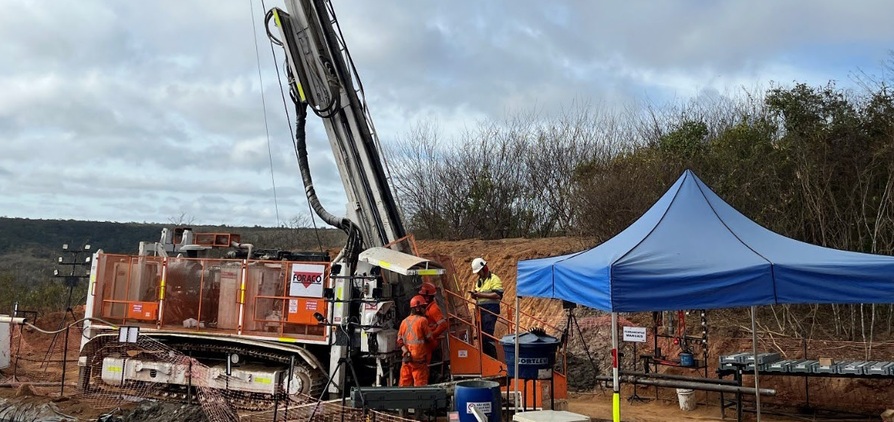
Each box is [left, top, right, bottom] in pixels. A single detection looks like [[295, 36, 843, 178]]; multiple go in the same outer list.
[[0, 218, 345, 257], [388, 57, 894, 346]]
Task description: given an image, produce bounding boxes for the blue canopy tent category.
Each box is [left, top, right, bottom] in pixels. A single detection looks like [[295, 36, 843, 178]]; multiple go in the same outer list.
[[514, 169, 894, 421], [518, 169, 894, 311]]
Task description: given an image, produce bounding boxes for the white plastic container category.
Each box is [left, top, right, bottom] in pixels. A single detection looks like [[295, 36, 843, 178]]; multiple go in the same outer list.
[[513, 410, 589, 422], [676, 388, 696, 411], [0, 314, 10, 370]]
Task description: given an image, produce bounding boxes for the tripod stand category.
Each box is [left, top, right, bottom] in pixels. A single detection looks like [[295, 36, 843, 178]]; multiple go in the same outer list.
[[626, 340, 648, 403], [41, 278, 82, 368], [306, 320, 366, 422], [44, 276, 80, 350], [559, 302, 600, 388], [42, 275, 89, 397]]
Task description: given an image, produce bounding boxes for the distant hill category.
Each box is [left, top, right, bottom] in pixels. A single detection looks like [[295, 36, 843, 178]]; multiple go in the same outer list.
[[0, 217, 346, 256], [0, 218, 166, 256]]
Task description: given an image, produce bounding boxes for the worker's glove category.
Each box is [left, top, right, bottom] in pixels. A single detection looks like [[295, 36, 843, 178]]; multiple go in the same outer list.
[[402, 352, 411, 363]]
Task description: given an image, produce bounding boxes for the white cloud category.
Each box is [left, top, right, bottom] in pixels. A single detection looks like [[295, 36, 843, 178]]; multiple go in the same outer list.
[[0, 0, 891, 227]]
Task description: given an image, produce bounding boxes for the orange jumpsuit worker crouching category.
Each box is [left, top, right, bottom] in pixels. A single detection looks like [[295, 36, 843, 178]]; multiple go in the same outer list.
[[398, 295, 437, 386]]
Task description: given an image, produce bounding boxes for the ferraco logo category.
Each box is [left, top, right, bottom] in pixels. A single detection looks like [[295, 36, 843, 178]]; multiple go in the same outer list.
[[289, 263, 327, 297], [292, 272, 323, 288]]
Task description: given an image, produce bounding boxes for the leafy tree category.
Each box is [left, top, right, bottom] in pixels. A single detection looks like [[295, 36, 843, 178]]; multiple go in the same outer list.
[[658, 120, 709, 159]]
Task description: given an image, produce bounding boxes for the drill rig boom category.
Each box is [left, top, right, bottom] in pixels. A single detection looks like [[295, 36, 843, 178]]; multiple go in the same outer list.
[[270, 0, 442, 393]]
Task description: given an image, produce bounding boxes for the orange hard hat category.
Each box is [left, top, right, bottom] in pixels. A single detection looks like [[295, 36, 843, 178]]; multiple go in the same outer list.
[[418, 282, 437, 296], [410, 295, 427, 308]]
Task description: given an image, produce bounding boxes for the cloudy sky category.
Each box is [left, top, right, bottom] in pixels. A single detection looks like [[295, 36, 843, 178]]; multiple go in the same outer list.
[[1, 1, 892, 228]]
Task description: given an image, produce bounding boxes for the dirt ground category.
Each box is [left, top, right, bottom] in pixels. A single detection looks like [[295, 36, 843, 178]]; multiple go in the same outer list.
[[0, 383, 866, 422], [417, 237, 595, 332], [1, 237, 893, 421], [1, 322, 891, 422], [567, 390, 813, 422]]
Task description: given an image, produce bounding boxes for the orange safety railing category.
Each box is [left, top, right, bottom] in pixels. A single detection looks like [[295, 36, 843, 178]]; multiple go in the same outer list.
[[382, 233, 422, 258], [443, 288, 568, 407], [89, 252, 330, 343]]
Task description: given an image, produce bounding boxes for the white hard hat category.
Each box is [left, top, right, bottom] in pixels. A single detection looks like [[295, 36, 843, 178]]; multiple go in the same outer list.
[[471, 258, 487, 274]]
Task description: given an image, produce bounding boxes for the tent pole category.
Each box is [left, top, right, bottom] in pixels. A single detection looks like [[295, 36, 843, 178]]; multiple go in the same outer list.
[[514, 295, 520, 412], [751, 306, 762, 421], [611, 312, 620, 422]]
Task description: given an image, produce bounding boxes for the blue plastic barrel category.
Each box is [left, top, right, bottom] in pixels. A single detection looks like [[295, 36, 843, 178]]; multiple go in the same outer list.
[[500, 332, 560, 379], [454, 380, 501, 422], [679, 352, 694, 367]]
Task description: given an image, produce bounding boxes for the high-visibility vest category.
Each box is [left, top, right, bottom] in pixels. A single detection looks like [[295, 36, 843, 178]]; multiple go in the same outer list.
[[474, 273, 504, 305], [398, 314, 433, 363]]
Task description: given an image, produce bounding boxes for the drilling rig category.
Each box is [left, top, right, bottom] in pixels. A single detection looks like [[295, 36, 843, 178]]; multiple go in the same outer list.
[[76, 0, 453, 408]]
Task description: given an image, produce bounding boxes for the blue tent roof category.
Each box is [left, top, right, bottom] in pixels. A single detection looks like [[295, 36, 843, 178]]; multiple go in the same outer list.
[[517, 170, 894, 312]]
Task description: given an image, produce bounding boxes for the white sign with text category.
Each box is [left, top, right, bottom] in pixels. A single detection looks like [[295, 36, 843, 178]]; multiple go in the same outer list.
[[623, 326, 647, 343]]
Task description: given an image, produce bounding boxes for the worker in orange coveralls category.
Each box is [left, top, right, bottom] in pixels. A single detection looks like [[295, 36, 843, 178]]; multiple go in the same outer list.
[[419, 281, 449, 384], [398, 295, 437, 386], [418, 282, 448, 344]]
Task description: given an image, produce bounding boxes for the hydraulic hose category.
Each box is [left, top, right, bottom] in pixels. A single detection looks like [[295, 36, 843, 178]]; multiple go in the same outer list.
[[294, 102, 362, 249]]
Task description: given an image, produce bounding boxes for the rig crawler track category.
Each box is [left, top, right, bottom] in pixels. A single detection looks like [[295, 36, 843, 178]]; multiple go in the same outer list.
[[81, 334, 328, 411]]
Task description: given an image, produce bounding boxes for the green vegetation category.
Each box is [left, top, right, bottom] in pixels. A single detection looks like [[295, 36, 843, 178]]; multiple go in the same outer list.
[[388, 57, 894, 343], [391, 72, 894, 256]]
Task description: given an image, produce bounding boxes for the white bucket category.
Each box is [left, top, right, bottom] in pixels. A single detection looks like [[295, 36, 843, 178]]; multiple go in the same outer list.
[[675, 388, 696, 411]]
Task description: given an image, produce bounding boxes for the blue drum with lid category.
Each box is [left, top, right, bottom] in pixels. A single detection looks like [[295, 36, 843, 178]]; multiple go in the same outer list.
[[500, 331, 560, 379], [454, 380, 501, 422]]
